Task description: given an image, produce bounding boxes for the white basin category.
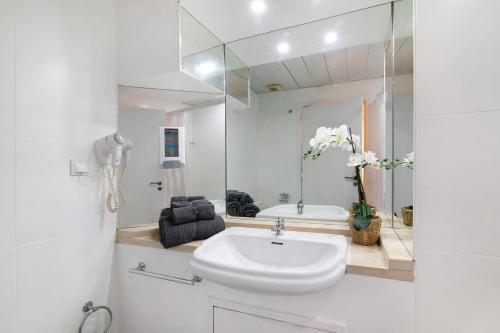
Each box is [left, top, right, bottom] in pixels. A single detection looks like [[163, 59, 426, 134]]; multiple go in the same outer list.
[[257, 204, 349, 222], [191, 227, 347, 294]]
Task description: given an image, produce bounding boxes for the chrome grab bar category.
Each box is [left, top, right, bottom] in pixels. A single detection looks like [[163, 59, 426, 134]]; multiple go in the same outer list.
[[79, 301, 112, 333], [129, 262, 202, 285]]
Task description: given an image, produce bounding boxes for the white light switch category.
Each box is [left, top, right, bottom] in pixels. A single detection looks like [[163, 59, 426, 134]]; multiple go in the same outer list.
[[70, 159, 89, 176]]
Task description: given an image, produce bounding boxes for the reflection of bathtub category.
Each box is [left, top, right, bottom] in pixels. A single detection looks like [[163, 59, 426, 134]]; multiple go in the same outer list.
[[256, 204, 349, 222]]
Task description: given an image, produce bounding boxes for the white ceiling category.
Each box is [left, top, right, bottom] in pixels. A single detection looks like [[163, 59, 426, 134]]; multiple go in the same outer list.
[[118, 86, 224, 112], [180, 0, 393, 43]]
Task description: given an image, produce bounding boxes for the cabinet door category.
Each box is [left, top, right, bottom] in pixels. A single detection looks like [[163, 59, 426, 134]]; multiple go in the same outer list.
[[213, 307, 336, 333]]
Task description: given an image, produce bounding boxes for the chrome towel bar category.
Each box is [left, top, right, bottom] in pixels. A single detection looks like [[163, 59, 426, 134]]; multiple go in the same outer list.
[[129, 262, 202, 285]]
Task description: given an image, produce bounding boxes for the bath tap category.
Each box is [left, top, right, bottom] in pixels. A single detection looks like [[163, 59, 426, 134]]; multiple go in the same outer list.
[[297, 199, 304, 214], [271, 217, 285, 235]]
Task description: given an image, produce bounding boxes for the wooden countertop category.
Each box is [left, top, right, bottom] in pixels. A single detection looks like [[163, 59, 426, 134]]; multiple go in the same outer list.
[[116, 218, 414, 282]]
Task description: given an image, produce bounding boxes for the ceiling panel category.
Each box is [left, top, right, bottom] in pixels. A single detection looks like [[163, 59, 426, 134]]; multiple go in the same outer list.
[[346, 45, 368, 81], [303, 54, 332, 87], [364, 42, 385, 79], [325, 49, 347, 83], [265, 62, 300, 90], [283, 58, 315, 88], [395, 37, 413, 75]]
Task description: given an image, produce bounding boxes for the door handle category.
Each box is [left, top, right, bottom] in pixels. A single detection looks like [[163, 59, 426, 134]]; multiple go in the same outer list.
[[149, 181, 162, 186]]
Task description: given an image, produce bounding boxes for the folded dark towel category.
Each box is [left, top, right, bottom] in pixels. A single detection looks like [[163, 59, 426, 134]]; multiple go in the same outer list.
[[171, 200, 190, 209], [158, 216, 197, 248], [195, 216, 225, 240], [226, 201, 241, 216], [171, 196, 188, 203], [188, 196, 205, 202], [158, 215, 225, 248], [160, 207, 171, 217], [172, 205, 197, 225], [195, 202, 216, 220], [241, 203, 260, 218]]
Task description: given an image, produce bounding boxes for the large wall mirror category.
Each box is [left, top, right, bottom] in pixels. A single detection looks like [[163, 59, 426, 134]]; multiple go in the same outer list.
[[117, 1, 414, 256], [225, 1, 414, 254]]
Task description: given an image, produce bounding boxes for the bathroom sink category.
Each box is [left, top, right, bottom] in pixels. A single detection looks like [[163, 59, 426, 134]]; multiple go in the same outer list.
[[191, 227, 347, 294]]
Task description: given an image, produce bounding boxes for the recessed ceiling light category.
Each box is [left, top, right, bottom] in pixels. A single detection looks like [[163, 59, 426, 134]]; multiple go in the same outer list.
[[277, 42, 289, 54], [195, 61, 217, 76], [250, 0, 267, 15], [324, 32, 338, 44]]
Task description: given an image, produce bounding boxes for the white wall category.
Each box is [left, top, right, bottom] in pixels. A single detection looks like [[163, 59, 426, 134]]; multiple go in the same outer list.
[[414, 1, 500, 332], [185, 103, 226, 200], [116, 244, 414, 333], [0, 0, 117, 332]]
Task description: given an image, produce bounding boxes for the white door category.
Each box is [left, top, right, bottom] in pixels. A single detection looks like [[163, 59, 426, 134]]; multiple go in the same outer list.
[[118, 107, 166, 227], [213, 307, 338, 333]]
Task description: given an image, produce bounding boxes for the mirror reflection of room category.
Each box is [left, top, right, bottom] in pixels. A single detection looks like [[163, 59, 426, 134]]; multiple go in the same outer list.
[[117, 86, 226, 228], [225, 2, 413, 234]]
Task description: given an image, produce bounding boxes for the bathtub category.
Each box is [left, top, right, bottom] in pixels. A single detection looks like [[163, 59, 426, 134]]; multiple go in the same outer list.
[[256, 204, 349, 222], [210, 199, 226, 215]]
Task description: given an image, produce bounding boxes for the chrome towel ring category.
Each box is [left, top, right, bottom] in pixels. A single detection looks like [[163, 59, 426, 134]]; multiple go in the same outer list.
[[79, 301, 113, 333]]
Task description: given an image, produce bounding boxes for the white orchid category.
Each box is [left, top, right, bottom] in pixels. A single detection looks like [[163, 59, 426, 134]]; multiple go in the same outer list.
[[332, 124, 350, 149], [347, 153, 365, 167], [363, 151, 378, 165], [314, 127, 335, 149]]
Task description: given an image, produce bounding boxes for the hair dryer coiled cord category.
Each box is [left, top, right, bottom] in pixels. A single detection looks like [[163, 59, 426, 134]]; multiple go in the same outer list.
[[105, 165, 126, 213]]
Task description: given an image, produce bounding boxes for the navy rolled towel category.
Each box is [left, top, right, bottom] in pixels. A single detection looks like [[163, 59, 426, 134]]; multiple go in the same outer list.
[[195, 216, 225, 240], [226, 201, 241, 216], [239, 192, 254, 205], [172, 205, 197, 225], [195, 202, 216, 220], [227, 190, 242, 203], [158, 216, 197, 249], [241, 204, 260, 218]]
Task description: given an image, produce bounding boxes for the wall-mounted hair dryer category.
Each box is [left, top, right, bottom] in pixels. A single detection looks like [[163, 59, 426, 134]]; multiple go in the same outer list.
[[95, 133, 133, 213]]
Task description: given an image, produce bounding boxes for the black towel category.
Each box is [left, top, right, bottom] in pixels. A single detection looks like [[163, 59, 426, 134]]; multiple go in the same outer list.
[[171, 200, 190, 209], [172, 205, 197, 225], [158, 215, 225, 249], [226, 201, 241, 216], [226, 190, 254, 205], [194, 202, 216, 220], [241, 204, 260, 218], [158, 216, 197, 248], [171, 196, 188, 203], [188, 196, 205, 202], [195, 216, 225, 240]]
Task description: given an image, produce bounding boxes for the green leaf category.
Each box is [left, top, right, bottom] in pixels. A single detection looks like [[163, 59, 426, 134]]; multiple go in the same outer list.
[[353, 215, 371, 231]]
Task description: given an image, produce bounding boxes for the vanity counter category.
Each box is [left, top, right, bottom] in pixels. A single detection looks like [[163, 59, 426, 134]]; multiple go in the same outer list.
[[116, 218, 414, 282]]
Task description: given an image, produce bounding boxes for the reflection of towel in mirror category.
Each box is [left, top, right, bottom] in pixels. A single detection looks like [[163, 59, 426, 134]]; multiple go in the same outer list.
[[226, 201, 241, 216], [227, 190, 254, 205], [241, 204, 260, 218]]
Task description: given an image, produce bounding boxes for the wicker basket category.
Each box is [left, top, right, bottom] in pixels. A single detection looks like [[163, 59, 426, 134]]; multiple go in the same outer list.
[[349, 205, 381, 246], [401, 206, 413, 227]]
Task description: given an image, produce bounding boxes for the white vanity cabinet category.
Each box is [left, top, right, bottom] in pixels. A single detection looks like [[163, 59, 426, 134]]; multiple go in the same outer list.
[[213, 307, 338, 333]]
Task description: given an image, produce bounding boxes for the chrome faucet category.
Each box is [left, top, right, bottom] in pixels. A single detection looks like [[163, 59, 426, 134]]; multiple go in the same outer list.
[[297, 199, 304, 215], [271, 217, 285, 235]]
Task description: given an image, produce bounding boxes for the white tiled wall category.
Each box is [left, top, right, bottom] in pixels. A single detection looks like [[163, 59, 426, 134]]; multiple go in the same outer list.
[[0, 0, 117, 332], [415, 1, 500, 332]]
